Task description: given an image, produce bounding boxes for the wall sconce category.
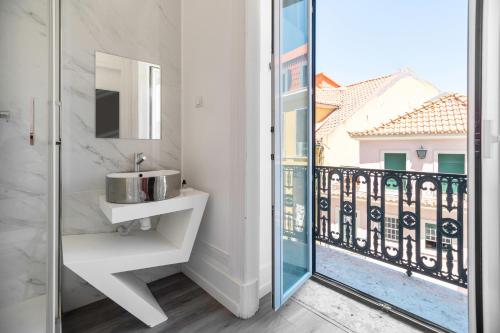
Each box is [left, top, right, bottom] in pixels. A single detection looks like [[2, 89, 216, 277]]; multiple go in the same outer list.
[[416, 145, 427, 159]]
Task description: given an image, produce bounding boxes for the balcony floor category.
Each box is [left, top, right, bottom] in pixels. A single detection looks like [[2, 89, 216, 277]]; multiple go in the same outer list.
[[315, 243, 468, 333]]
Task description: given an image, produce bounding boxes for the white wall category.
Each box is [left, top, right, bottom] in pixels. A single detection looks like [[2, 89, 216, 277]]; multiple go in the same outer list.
[[181, 0, 261, 318]]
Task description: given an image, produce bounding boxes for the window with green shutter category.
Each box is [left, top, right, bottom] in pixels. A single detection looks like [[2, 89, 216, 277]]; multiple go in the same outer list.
[[438, 154, 465, 174], [438, 153, 465, 193], [384, 153, 406, 189]]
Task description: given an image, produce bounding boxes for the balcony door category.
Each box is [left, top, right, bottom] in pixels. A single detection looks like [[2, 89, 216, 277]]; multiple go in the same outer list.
[[272, 0, 313, 309]]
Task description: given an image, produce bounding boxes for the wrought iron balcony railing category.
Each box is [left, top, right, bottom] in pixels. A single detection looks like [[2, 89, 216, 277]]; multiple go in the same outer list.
[[282, 165, 468, 288]]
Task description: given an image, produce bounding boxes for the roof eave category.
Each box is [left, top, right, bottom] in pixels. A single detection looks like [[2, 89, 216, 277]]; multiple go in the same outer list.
[[349, 133, 467, 141]]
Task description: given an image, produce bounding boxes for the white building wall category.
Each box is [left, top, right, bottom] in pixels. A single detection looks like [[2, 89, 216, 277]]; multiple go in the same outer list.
[[358, 137, 467, 172], [322, 75, 440, 167]]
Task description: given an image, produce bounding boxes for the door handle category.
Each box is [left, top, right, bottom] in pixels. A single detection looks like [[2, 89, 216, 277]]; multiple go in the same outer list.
[[483, 119, 500, 159], [30, 98, 35, 145], [0, 110, 9, 122]]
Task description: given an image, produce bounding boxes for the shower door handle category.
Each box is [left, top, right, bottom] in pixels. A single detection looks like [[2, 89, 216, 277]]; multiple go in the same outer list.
[[0, 110, 9, 122], [29, 98, 35, 145]]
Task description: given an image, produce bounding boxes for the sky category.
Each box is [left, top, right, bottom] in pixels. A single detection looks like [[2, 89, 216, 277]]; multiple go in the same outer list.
[[316, 0, 468, 94]]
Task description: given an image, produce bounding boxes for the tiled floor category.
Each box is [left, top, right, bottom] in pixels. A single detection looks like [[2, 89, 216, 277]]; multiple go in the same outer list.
[[62, 273, 346, 333], [62, 272, 422, 333], [315, 243, 468, 333]]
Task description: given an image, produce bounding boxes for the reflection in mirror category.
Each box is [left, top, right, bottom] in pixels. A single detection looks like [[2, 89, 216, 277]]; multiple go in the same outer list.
[[95, 51, 161, 140]]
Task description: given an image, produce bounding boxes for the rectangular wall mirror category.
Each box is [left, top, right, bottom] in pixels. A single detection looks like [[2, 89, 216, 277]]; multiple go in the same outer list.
[[95, 51, 161, 140]]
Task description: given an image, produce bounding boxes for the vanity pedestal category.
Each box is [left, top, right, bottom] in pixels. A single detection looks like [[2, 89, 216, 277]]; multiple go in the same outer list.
[[62, 188, 208, 327]]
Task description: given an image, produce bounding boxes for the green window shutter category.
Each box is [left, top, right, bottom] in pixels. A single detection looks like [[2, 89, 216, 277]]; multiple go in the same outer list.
[[438, 154, 465, 193], [438, 154, 465, 174], [384, 153, 406, 189], [384, 153, 406, 170]]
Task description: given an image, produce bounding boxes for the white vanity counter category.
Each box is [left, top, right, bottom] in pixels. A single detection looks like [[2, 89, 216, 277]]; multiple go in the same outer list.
[[98, 187, 205, 224], [62, 188, 209, 327]]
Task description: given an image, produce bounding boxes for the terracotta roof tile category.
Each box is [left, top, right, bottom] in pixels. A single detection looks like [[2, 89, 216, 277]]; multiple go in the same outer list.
[[348, 93, 467, 137], [316, 72, 341, 88], [316, 72, 403, 140]]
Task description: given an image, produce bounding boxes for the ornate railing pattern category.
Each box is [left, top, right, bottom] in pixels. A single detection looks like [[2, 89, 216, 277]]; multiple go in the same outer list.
[[314, 166, 468, 288], [283, 166, 308, 240]]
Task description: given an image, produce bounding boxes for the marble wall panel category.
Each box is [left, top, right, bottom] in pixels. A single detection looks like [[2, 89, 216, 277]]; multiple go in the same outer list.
[[61, 0, 182, 311]]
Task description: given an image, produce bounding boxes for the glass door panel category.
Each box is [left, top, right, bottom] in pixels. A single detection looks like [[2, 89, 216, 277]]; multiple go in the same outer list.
[[273, 0, 312, 309]]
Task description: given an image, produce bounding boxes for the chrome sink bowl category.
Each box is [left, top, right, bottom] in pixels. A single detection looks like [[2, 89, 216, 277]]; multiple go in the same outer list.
[[106, 170, 181, 204]]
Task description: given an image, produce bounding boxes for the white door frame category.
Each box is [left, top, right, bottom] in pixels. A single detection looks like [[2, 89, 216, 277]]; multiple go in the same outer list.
[[48, 0, 61, 331], [475, 0, 500, 331]]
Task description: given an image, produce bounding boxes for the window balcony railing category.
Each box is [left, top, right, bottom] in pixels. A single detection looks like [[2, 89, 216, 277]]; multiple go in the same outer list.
[[282, 165, 468, 288]]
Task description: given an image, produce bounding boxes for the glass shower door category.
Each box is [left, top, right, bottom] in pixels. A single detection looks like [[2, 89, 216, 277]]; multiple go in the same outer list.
[[0, 0, 58, 332]]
